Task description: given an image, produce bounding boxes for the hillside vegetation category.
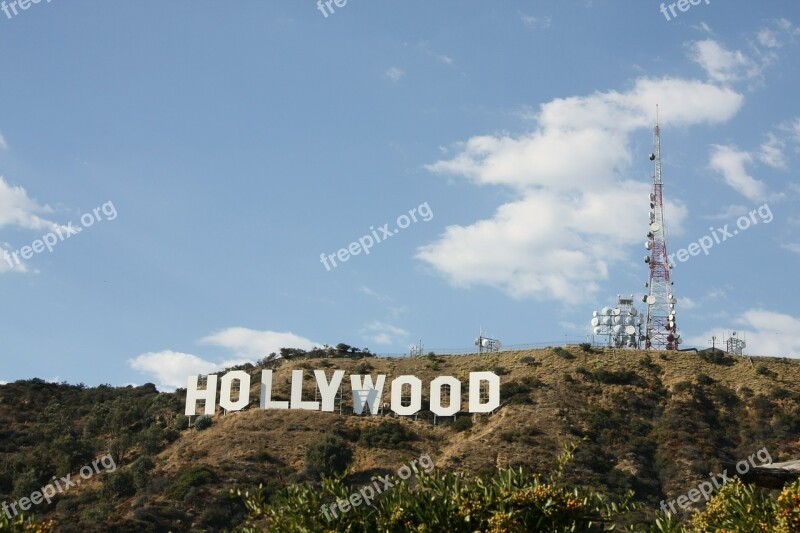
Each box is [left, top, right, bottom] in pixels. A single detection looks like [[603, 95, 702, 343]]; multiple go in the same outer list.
[[1, 346, 799, 531]]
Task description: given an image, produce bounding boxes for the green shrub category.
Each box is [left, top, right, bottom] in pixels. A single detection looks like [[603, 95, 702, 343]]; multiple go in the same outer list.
[[756, 365, 777, 378], [358, 420, 417, 450], [174, 414, 189, 430], [450, 416, 473, 433], [553, 347, 575, 359], [305, 435, 353, 480], [168, 465, 217, 500], [102, 469, 136, 497], [700, 350, 735, 366], [194, 415, 213, 431]]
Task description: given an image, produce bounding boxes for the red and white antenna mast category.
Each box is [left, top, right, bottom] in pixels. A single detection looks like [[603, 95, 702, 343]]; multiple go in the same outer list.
[[644, 106, 680, 350]]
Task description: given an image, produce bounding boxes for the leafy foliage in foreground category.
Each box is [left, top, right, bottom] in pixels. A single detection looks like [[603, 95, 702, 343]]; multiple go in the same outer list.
[[233, 442, 642, 532], [233, 441, 800, 533], [0, 513, 54, 533]]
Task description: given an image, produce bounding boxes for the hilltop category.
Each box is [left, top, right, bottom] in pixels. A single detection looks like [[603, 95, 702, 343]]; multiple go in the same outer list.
[[1, 346, 799, 531]]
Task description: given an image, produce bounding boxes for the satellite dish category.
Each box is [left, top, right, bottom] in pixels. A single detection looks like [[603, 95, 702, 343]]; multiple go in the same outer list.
[[495, 341, 502, 350], [741, 341, 747, 348], [645, 256, 651, 263], [613, 325, 624, 334], [612, 308, 621, 316], [676, 337, 683, 345], [670, 297, 677, 304], [646, 295, 656, 305], [602, 316, 612, 325], [601, 307, 611, 316], [650, 222, 661, 232], [649, 154, 656, 162], [624, 316, 634, 325], [625, 325, 636, 335], [645, 241, 652, 250], [591, 317, 600, 327], [593, 326, 603, 335], [667, 334, 675, 342], [613, 316, 622, 325], [592, 310, 598, 317], [481, 339, 489, 347]]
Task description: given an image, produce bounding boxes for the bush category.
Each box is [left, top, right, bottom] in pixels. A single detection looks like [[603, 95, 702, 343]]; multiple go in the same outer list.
[[359, 420, 417, 450], [450, 416, 473, 433], [700, 350, 735, 366], [697, 373, 715, 385], [491, 366, 510, 376], [553, 347, 575, 359], [305, 435, 353, 480], [194, 415, 213, 431], [168, 465, 217, 500], [174, 415, 189, 430], [756, 365, 777, 378], [102, 470, 136, 497]]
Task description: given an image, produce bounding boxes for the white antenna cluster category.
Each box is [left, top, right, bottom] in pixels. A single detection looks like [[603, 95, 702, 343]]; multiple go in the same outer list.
[[591, 295, 643, 348], [475, 327, 502, 354]]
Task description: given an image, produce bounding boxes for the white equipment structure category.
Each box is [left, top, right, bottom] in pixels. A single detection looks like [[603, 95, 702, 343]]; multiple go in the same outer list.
[[475, 328, 502, 354], [591, 295, 643, 349]]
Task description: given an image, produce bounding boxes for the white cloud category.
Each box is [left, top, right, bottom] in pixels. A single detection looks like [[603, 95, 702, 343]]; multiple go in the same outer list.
[[360, 321, 409, 346], [412, 41, 454, 66], [687, 309, 800, 358], [0, 131, 7, 150], [420, 76, 740, 300], [781, 243, 800, 254], [128, 351, 219, 390], [680, 297, 697, 310], [0, 176, 65, 233], [0, 380, 7, 385], [701, 204, 749, 221], [519, 11, 551, 29], [385, 67, 405, 82], [757, 28, 781, 49], [201, 327, 321, 359], [688, 39, 761, 85], [708, 145, 769, 201], [691, 22, 714, 35], [758, 133, 787, 169]]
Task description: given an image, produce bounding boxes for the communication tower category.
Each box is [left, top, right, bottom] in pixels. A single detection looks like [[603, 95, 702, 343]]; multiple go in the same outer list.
[[643, 108, 681, 350]]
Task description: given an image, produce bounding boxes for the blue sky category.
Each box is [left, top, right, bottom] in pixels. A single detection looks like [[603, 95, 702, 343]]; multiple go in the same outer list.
[[1, 0, 799, 389]]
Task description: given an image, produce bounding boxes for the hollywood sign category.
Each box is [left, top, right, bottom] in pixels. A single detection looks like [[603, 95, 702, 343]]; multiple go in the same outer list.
[[185, 370, 500, 417]]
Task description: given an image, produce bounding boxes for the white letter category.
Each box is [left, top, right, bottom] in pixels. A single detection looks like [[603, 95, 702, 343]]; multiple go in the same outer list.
[[219, 370, 250, 412], [350, 374, 386, 415], [390, 375, 422, 416], [290, 370, 320, 410], [430, 376, 461, 416], [468, 372, 500, 413], [185, 374, 218, 415], [260, 370, 289, 410], [314, 370, 345, 412]]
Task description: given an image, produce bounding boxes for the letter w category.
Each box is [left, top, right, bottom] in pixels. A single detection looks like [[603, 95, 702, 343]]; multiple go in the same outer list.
[[350, 374, 386, 415]]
